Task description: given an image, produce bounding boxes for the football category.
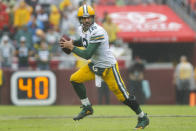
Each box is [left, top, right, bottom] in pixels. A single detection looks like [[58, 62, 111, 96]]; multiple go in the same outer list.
[[61, 35, 71, 41], [60, 35, 72, 54]]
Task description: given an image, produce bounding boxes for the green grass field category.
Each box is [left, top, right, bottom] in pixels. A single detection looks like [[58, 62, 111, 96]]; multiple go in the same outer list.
[[0, 105, 196, 131]]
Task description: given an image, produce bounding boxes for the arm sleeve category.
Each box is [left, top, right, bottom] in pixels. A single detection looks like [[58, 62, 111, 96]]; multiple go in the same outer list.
[[73, 38, 83, 47], [72, 43, 100, 60]]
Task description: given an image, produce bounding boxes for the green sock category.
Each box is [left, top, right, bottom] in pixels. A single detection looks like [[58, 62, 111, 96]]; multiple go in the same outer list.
[[71, 81, 87, 99]]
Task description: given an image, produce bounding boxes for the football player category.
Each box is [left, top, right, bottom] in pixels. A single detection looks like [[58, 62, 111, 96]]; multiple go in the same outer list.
[[59, 4, 149, 129]]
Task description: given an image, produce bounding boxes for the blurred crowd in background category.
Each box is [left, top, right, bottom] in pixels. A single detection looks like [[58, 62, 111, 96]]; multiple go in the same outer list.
[[175, 0, 196, 19], [0, 0, 196, 70]]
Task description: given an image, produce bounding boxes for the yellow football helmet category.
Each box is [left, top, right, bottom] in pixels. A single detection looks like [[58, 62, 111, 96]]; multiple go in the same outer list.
[[77, 4, 95, 18], [77, 4, 95, 31]]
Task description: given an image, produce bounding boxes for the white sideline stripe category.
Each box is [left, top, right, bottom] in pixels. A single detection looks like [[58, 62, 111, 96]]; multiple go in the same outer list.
[[1, 115, 196, 120]]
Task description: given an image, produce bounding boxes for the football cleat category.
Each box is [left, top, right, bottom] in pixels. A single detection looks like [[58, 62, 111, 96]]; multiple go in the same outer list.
[[135, 113, 149, 129], [73, 105, 93, 121]]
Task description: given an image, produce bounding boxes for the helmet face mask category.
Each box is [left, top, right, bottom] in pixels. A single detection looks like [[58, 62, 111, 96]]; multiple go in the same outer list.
[[79, 16, 94, 31], [77, 5, 95, 32]]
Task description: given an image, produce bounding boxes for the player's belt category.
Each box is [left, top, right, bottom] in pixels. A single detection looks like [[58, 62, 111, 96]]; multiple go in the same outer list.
[[88, 62, 107, 76]]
